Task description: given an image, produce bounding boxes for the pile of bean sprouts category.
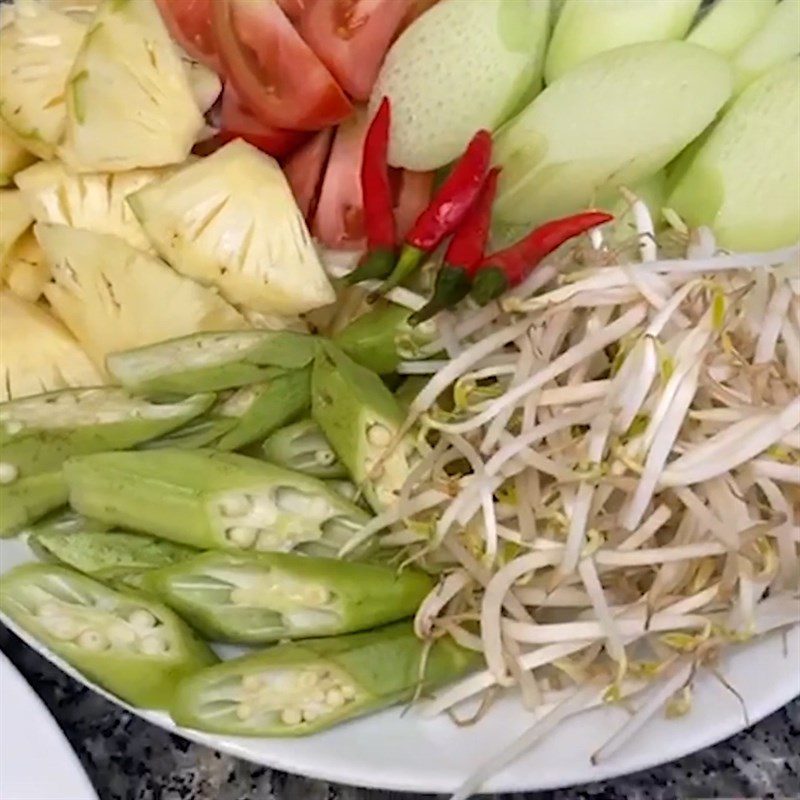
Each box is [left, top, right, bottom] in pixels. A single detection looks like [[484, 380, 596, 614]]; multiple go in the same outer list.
[[331, 203, 800, 797]]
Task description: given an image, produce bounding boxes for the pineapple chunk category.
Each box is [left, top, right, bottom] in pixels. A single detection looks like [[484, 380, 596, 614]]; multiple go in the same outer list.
[[128, 140, 336, 316], [183, 58, 222, 114], [1, 190, 33, 275], [0, 121, 36, 186], [15, 160, 167, 252], [0, 290, 103, 401], [61, 0, 204, 172], [36, 223, 247, 368], [4, 230, 50, 302], [0, 1, 86, 158]]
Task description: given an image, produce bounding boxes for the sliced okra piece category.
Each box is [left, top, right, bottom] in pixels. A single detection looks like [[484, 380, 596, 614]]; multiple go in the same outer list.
[[312, 343, 412, 511], [325, 479, 364, 506], [106, 330, 318, 394], [140, 417, 239, 451], [171, 621, 476, 736], [64, 449, 373, 558], [0, 564, 217, 709], [0, 472, 68, 537], [142, 550, 433, 644], [24, 509, 111, 538], [332, 303, 435, 375], [261, 418, 347, 479], [29, 530, 197, 590], [0, 387, 215, 478]]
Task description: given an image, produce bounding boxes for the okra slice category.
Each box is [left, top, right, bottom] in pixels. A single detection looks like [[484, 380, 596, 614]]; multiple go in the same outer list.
[[312, 344, 412, 511], [0, 472, 68, 537], [142, 551, 433, 644], [0, 564, 217, 709], [25, 509, 111, 538], [29, 530, 196, 589], [64, 450, 372, 557], [261, 418, 347, 479], [171, 621, 475, 736], [0, 387, 215, 477], [106, 330, 318, 394]]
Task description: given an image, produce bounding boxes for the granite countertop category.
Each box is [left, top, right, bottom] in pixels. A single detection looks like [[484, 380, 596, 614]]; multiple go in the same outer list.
[[2, 625, 798, 800]]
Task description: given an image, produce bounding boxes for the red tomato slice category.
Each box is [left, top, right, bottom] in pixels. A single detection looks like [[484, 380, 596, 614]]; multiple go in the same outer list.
[[298, 0, 411, 102], [155, 0, 221, 72], [283, 128, 334, 220], [400, 0, 441, 30], [276, 0, 307, 21], [394, 169, 434, 240], [312, 108, 369, 250], [218, 84, 309, 158], [212, 0, 352, 131]]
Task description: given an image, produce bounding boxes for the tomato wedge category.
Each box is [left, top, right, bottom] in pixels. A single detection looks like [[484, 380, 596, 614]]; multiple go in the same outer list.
[[298, 0, 412, 102], [393, 169, 434, 240], [277, 0, 307, 21], [284, 128, 334, 220], [312, 109, 369, 250], [155, 0, 221, 72], [400, 0, 441, 30], [218, 84, 309, 158], [212, 0, 352, 131]]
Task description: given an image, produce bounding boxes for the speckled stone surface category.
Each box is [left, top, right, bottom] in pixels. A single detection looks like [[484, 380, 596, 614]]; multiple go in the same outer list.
[[2, 626, 798, 800]]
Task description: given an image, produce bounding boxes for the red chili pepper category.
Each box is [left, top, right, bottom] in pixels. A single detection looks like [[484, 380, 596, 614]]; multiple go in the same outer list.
[[471, 211, 614, 305], [409, 168, 500, 325], [369, 129, 493, 299], [345, 97, 397, 284]]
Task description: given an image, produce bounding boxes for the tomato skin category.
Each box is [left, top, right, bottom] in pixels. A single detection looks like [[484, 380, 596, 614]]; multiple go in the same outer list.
[[218, 84, 309, 158], [155, 0, 221, 72], [276, 0, 307, 21], [212, 0, 352, 131], [298, 0, 411, 102], [312, 108, 369, 250], [400, 0, 441, 30], [283, 128, 334, 220]]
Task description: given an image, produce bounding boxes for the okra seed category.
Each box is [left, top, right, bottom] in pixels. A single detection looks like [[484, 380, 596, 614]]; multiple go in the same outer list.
[[313, 450, 336, 466], [236, 703, 253, 721], [326, 689, 345, 708], [0, 462, 18, 484], [227, 526, 259, 548], [367, 424, 392, 448], [78, 630, 109, 651], [108, 623, 136, 646], [311, 688, 325, 703], [218, 495, 253, 517], [45, 617, 80, 640], [297, 672, 318, 689], [3, 421, 22, 436], [301, 708, 319, 722], [305, 587, 330, 606], [242, 675, 262, 692], [280, 708, 302, 726], [128, 609, 157, 630], [341, 685, 356, 700], [140, 635, 167, 655]]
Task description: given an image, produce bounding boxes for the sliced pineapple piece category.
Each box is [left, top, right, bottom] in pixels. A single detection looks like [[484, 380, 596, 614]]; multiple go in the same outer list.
[[4, 230, 50, 302], [128, 140, 335, 316], [183, 57, 222, 114], [0, 121, 37, 186], [0, 290, 103, 401], [61, 0, 203, 172], [1, 190, 33, 275], [15, 160, 167, 252], [36, 223, 247, 368], [0, 1, 86, 158]]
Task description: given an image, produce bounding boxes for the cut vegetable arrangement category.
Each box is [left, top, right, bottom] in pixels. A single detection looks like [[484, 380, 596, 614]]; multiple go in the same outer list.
[[0, 0, 798, 796]]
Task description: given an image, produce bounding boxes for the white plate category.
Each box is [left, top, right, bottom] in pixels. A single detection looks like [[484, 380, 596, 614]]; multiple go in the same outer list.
[[2, 535, 798, 795], [0, 649, 98, 800]]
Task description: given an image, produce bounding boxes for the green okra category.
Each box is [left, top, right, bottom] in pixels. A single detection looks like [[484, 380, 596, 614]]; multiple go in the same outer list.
[[0, 563, 217, 709], [261, 418, 347, 479], [25, 509, 111, 538], [325, 479, 364, 506], [312, 343, 412, 512], [144, 369, 311, 452], [64, 449, 372, 558], [29, 530, 197, 590], [0, 472, 69, 537], [171, 621, 476, 736], [106, 330, 318, 394], [0, 387, 215, 478], [142, 550, 433, 644]]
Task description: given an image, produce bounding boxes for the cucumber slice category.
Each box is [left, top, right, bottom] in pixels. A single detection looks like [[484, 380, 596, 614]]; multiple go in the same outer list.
[[15, 160, 168, 252], [370, 0, 550, 171], [732, 0, 800, 92], [62, 0, 203, 171], [0, 121, 36, 186], [686, 0, 776, 57], [0, 1, 86, 158], [128, 140, 334, 316], [0, 189, 32, 272], [493, 41, 732, 226], [37, 223, 246, 369], [545, 0, 700, 83], [4, 231, 49, 302], [0, 291, 103, 402], [668, 59, 800, 251]]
